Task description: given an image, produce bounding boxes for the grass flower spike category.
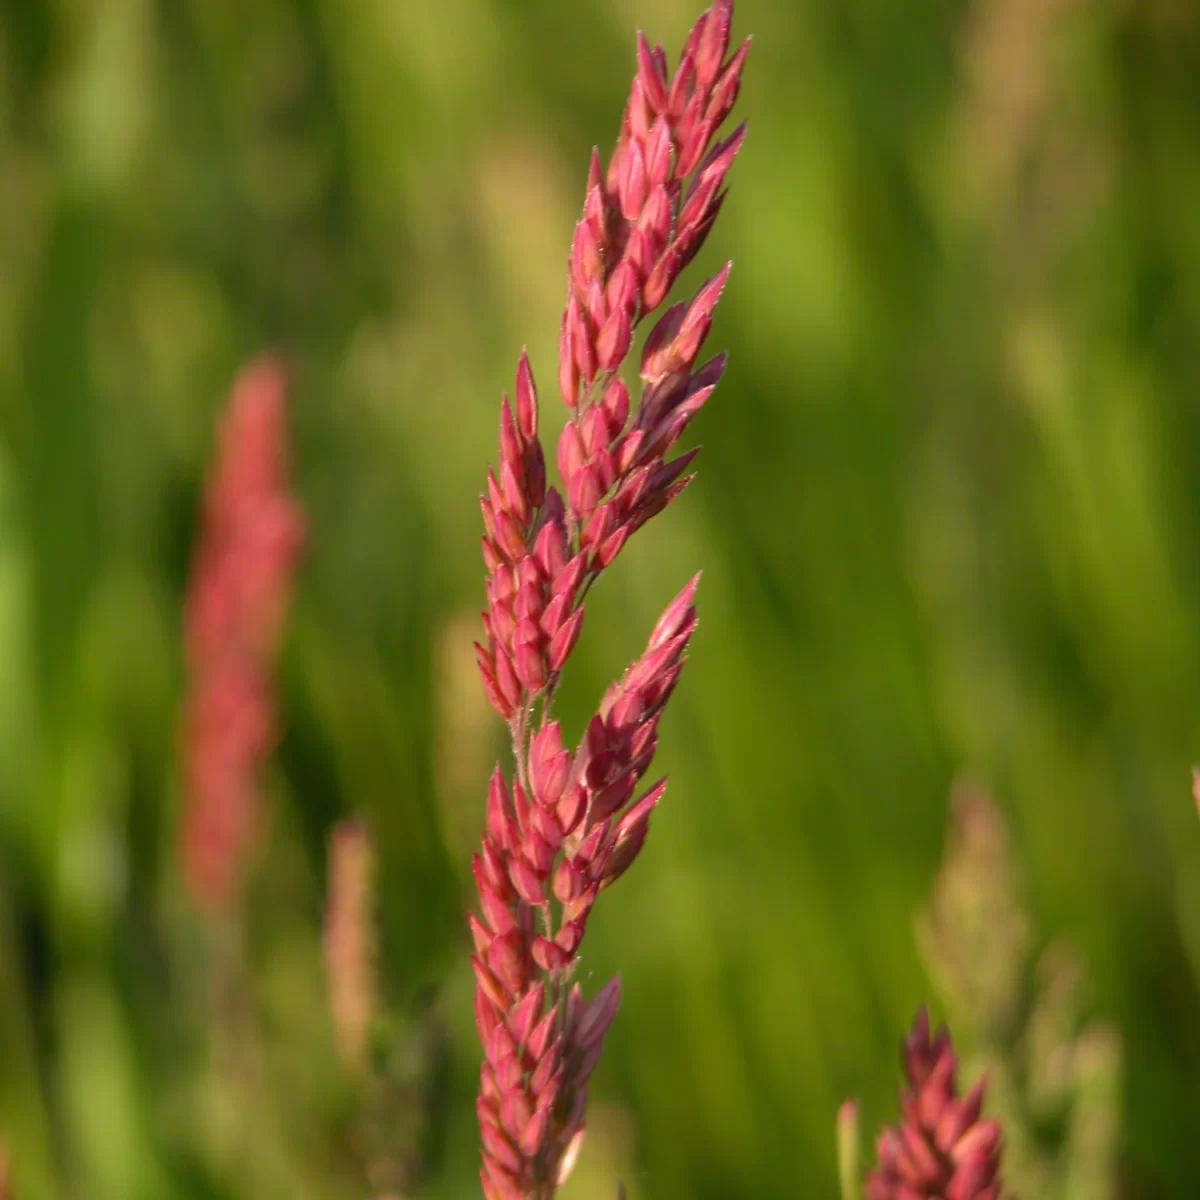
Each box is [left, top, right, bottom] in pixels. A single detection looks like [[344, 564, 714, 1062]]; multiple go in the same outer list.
[[866, 1009, 1007, 1200], [470, 3, 748, 1196], [180, 356, 306, 910], [324, 819, 378, 1071]]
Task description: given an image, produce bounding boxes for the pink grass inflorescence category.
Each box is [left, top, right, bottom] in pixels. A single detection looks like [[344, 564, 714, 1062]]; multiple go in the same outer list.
[[866, 1009, 1007, 1200], [469, 3, 749, 1197], [180, 356, 306, 911]]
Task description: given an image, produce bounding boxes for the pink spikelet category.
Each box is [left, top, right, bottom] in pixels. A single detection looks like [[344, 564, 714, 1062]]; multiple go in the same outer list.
[[471, 3, 748, 1196], [866, 1009, 1009, 1200], [180, 355, 306, 911]]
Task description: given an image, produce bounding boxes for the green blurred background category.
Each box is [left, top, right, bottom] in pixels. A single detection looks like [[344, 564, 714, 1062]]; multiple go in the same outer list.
[[2, 0, 1200, 1196]]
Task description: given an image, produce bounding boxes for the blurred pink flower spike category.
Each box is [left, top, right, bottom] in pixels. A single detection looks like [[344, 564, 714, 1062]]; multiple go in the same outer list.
[[866, 1009, 1008, 1200], [180, 354, 306, 911]]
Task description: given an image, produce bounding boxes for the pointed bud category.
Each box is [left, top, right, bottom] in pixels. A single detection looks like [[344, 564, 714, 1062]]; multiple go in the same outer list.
[[598, 783, 664, 889], [480, 1121, 522, 1176], [618, 139, 647, 221], [675, 188, 729, 270], [676, 117, 715, 179], [494, 508, 528, 560], [586, 146, 603, 195], [518, 1103, 551, 1158], [640, 183, 673, 249], [532, 935, 572, 972], [494, 644, 523, 710], [677, 261, 731, 351], [499, 461, 530, 527], [555, 920, 584, 955], [500, 1090, 533, 1143], [606, 136, 629, 198], [528, 1007, 559, 1061], [557, 420, 587, 492], [476, 644, 514, 719], [509, 853, 545, 906], [499, 396, 522, 471], [532, 518, 567, 582], [568, 464, 604, 521], [595, 525, 630, 569], [530, 1053, 563, 1107], [480, 887, 517, 940], [645, 117, 673, 189], [553, 857, 583, 904], [565, 880, 598, 928], [572, 823, 606, 873], [529, 802, 563, 854], [667, 51, 696, 123], [469, 912, 493, 956], [572, 218, 604, 294], [605, 260, 640, 322], [580, 404, 610, 459], [578, 975, 622, 1047], [487, 766, 517, 851], [596, 305, 632, 372], [509, 982, 545, 1046], [685, 122, 745, 216], [529, 723, 570, 808], [557, 784, 586, 836], [637, 31, 669, 113], [513, 636, 548, 693], [472, 955, 509, 1012], [487, 1021, 519, 1071], [705, 37, 751, 130], [640, 301, 686, 383], [695, 0, 733, 89], [649, 574, 701, 649], [560, 299, 582, 408], [549, 606, 586, 671], [601, 377, 630, 436], [477, 838, 511, 899], [642, 247, 682, 312], [589, 769, 638, 824], [573, 302, 597, 387], [515, 350, 539, 440], [580, 502, 616, 553]]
